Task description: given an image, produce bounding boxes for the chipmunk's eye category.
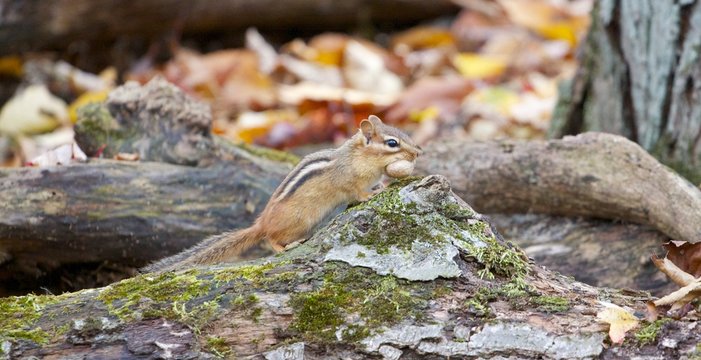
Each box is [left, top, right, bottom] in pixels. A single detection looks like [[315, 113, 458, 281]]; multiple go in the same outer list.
[[385, 139, 399, 148]]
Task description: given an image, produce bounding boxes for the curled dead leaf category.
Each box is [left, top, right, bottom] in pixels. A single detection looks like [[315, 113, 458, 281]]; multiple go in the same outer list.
[[115, 152, 140, 161], [664, 241, 701, 279], [652, 279, 701, 311], [651, 254, 696, 287]]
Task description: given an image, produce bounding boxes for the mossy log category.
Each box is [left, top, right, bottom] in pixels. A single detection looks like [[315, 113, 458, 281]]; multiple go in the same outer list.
[[0, 77, 294, 294], [3, 176, 698, 359], [2, 133, 694, 295], [3, 78, 695, 297]]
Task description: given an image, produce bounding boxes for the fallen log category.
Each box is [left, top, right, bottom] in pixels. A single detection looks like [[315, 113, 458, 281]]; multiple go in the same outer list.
[[0, 0, 459, 56], [3, 78, 695, 296], [3, 176, 696, 359], [415, 133, 701, 245], [490, 214, 673, 296]]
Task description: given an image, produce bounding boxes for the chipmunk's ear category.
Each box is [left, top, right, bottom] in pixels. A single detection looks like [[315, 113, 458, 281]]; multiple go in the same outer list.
[[368, 114, 383, 125], [360, 118, 376, 144]]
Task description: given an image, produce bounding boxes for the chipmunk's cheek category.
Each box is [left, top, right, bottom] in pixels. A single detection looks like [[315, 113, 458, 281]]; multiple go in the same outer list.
[[385, 160, 415, 178]]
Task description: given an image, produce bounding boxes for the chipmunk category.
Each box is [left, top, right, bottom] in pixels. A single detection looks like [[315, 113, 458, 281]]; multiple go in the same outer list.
[[143, 115, 422, 272]]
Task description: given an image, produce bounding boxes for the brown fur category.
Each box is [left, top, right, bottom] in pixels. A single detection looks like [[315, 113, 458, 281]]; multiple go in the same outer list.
[[142, 115, 421, 272]]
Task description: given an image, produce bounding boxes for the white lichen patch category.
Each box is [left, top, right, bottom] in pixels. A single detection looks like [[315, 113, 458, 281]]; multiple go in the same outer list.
[[324, 241, 461, 281], [264, 342, 305, 360], [362, 324, 444, 352], [361, 322, 605, 359]]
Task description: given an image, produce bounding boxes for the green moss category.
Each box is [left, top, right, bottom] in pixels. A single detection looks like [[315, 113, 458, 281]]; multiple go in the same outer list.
[[465, 298, 491, 317], [288, 264, 427, 343], [464, 277, 537, 316], [465, 287, 496, 317], [634, 319, 671, 346], [289, 284, 349, 341], [345, 178, 530, 281], [532, 296, 570, 313], [236, 142, 300, 165], [75, 103, 133, 156], [97, 270, 218, 331], [231, 294, 258, 307], [250, 307, 263, 323], [441, 201, 477, 220], [431, 282, 454, 298], [0, 293, 60, 344], [457, 227, 530, 281], [230, 294, 262, 323], [346, 179, 457, 255], [206, 336, 232, 357], [211, 260, 294, 287]]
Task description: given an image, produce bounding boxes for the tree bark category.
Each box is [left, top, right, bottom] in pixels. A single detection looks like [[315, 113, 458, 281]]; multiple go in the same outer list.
[[2, 133, 694, 296], [551, 0, 701, 183], [0, 0, 458, 56], [2, 176, 696, 359], [0, 160, 281, 266], [490, 214, 674, 296], [415, 133, 701, 245]]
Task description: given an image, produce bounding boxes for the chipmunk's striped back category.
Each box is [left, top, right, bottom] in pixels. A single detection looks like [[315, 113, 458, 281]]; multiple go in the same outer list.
[[142, 115, 421, 272]]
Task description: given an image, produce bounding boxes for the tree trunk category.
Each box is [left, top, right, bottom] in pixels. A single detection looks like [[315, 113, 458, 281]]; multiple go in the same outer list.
[[2, 176, 696, 359], [551, 0, 701, 184]]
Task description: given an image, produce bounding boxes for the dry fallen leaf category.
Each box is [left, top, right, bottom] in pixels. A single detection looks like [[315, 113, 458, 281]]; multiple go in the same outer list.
[[245, 28, 279, 75], [649, 252, 701, 317], [278, 82, 398, 107], [596, 302, 639, 344], [28, 142, 87, 167], [344, 40, 404, 95], [651, 254, 696, 287], [391, 26, 456, 52], [453, 52, 508, 80], [497, 0, 591, 46], [0, 56, 23, 78], [652, 279, 701, 311], [0, 84, 68, 135], [664, 241, 701, 279], [384, 76, 474, 123], [114, 152, 140, 162]]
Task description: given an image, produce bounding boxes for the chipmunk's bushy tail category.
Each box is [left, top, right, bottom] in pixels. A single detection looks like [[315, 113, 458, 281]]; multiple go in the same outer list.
[[141, 224, 264, 273]]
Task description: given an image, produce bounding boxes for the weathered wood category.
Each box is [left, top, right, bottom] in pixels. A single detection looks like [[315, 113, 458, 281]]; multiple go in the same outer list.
[[2, 176, 695, 359], [552, 0, 701, 183], [415, 133, 701, 245], [490, 214, 674, 296], [0, 0, 459, 56], [3, 132, 695, 296], [0, 160, 281, 267], [0, 77, 292, 295]]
